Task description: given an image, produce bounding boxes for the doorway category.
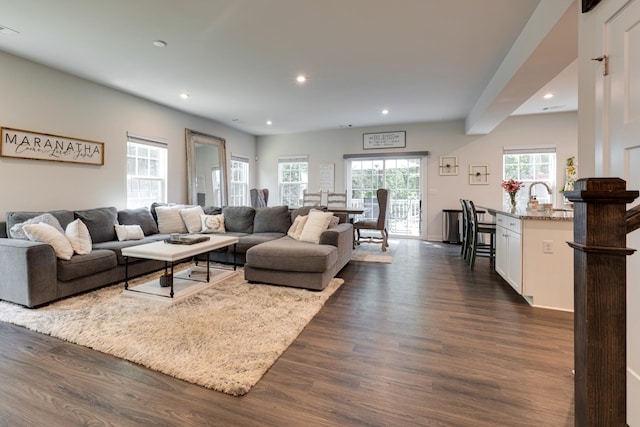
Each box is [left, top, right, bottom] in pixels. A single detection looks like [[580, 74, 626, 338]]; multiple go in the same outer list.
[[346, 156, 422, 237]]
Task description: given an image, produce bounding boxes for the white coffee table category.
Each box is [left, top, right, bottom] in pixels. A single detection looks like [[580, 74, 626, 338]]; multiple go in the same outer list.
[[121, 235, 239, 302]]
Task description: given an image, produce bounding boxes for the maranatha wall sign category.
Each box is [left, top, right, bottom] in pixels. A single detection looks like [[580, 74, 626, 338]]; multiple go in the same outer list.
[[363, 131, 406, 150], [1, 127, 104, 165]]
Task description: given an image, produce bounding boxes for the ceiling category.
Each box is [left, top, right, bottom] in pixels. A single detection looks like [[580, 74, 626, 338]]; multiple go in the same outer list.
[[0, 0, 577, 137]]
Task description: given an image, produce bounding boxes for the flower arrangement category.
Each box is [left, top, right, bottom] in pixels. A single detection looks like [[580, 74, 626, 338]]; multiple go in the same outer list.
[[501, 178, 524, 210]]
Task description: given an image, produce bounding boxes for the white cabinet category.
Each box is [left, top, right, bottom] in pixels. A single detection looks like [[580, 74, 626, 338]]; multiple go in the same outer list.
[[494, 212, 573, 311], [495, 214, 522, 293]]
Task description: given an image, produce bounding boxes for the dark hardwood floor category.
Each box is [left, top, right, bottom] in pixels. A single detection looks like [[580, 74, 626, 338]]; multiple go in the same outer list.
[[0, 240, 574, 426]]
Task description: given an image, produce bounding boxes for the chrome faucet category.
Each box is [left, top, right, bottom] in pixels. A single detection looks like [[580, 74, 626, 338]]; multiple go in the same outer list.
[[529, 181, 553, 198]]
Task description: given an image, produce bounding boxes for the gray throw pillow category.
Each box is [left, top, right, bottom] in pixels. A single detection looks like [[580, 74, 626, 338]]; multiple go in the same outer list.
[[253, 206, 291, 233], [222, 206, 255, 233], [74, 207, 118, 243], [118, 208, 159, 236]]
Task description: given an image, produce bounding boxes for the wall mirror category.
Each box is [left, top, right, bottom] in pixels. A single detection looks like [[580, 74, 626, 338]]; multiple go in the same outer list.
[[185, 129, 228, 207]]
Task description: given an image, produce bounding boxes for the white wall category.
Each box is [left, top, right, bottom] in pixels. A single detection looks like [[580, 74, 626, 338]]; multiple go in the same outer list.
[[257, 112, 577, 241], [0, 51, 256, 218]]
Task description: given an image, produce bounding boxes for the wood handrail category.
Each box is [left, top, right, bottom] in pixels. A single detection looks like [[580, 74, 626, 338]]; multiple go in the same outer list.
[[627, 204, 640, 234]]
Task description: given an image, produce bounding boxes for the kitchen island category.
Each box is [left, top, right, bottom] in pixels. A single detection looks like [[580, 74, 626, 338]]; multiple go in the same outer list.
[[484, 207, 574, 311]]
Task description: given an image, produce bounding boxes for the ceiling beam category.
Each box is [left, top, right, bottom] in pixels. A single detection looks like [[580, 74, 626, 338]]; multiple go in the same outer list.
[[465, 0, 578, 135]]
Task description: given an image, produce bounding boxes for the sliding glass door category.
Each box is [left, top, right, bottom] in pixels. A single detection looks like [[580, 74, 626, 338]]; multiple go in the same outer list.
[[347, 157, 422, 237]]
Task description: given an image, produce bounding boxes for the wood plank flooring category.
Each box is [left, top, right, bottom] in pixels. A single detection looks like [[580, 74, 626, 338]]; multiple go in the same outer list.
[[0, 239, 574, 426]]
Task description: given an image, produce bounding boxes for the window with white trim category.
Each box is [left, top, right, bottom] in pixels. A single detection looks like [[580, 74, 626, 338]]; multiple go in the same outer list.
[[126, 133, 167, 209], [229, 155, 249, 206], [503, 147, 556, 206], [278, 156, 308, 208]]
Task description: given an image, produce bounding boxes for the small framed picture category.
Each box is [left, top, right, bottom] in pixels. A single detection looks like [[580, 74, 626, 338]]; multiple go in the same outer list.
[[439, 156, 458, 176], [469, 165, 489, 185]]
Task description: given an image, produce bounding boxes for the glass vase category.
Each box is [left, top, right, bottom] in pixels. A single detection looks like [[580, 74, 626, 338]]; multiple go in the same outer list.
[[509, 192, 517, 212]]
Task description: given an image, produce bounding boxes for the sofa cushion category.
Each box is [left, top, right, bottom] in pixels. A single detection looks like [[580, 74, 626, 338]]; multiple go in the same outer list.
[[203, 206, 223, 215], [117, 208, 159, 236], [74, 207, 118, 243], [155, 205, 188, 234], [246, 237, 337, 273], [7, 210, 74, 236], [253, 206, 291, 233], [23, 223, 74, 260], [235, 232, 286, 254], [65, 219, 92, 255], [222, 206, 255, 233], [9, 213, 66, 239], [57, 249, 118, 282]]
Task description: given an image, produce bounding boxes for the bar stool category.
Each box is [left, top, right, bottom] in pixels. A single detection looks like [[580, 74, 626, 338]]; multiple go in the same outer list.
[[463, 200, 496, 269], [460, 199, 470, 259]]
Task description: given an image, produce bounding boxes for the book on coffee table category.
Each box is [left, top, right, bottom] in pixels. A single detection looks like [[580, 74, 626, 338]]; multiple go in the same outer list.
[[164, 235, 210, 245]]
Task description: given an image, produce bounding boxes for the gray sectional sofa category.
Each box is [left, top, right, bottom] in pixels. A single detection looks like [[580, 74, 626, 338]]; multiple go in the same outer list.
[[0, 204, 353, 308]]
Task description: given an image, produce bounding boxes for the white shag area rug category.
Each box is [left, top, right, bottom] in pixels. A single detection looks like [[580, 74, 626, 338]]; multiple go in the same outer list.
[[0, 266, 343, 396]]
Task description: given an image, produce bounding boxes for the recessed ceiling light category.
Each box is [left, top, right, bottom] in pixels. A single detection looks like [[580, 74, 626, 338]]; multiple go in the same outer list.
[[152, 40, 167, 47], [382, 109, 389, 115], [543, 93, 554, 99], [266, 120, 273, 125], [296, 74, 307, 84], [0, 25, 19, 36], [180, 93, 189, 99]]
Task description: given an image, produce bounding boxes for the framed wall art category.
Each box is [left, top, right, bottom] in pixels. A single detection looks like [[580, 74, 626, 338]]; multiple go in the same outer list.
[[439, 156, 458, 175], [363, 131, 406, 150], [1, 127, 104, 165], [469, 165, 489, 185]]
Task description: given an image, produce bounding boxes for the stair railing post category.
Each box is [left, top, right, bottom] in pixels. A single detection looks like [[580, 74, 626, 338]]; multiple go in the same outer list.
[[565, 177, 638, 427]]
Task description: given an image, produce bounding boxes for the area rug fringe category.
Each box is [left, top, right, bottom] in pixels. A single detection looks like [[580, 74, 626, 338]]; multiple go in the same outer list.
[[0, 265, 343, 396]]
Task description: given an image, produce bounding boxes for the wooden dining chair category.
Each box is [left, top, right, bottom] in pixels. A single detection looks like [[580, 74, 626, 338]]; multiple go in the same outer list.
[[302, 190, 323, 206], [327, 192, 348, 223]]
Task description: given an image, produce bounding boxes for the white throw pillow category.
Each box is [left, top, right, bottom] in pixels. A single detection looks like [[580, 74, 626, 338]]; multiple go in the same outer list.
[[291, 215, 308, 240], [180, 205, 205, 233], [65, 219, 92, 255], [115, 224, 145, 241], [201, 214, 225, 233], [10, 213, 65, 240], [23, 223, 74, 260], [287, 215, 305, 239], [155, 205, 188, 234], [299, 211, 333, 244]]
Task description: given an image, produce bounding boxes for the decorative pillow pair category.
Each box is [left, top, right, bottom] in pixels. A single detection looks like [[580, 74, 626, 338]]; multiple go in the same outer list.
[[287, 211, 336, 244], [22, 218, 92, 260]]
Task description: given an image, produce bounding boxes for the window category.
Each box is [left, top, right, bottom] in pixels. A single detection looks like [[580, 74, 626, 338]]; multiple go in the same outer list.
[[278, 156, 308, 208], [126, 133, 167, 209], [229, 155, 249, 206], [503, 147, 556, 206]]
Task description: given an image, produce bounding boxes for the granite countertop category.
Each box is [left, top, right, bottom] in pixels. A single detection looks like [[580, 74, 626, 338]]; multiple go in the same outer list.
[[480, 206, 574, 221]]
